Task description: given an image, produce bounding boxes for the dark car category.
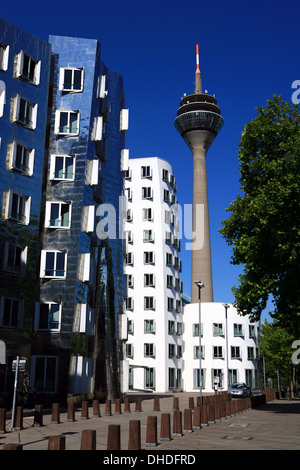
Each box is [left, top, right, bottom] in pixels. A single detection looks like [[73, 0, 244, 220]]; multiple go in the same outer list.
[[228, 382, 248, 398]]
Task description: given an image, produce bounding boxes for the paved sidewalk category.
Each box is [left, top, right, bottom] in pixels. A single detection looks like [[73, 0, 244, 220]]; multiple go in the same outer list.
[[0, 394, 299, 451]]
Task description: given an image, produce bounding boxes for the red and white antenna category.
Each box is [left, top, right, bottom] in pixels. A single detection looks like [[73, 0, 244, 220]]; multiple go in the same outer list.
[[196, 44, 200, 73]]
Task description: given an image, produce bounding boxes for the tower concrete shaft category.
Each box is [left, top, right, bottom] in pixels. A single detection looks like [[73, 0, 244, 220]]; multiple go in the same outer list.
[[174, 45, 224, 303]]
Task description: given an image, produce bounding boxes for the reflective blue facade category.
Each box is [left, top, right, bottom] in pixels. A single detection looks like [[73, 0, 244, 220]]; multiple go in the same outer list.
[[0, 17, 51, 398]]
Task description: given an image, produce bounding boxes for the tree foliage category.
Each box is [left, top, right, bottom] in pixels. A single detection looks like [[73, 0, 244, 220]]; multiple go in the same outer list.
[[219, 95, 300, 333]]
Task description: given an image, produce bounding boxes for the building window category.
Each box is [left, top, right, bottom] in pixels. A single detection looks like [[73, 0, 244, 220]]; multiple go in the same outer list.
[[141, 166, 151, 178], [40, 250, 67, 279], [213, 323, 223, 336], [194, 345, 204, 360], [144, 251, 154, 265], [13, 96, 38, 129], [143, 229, 154, 242], [193, 368, 204, 389], [34, 303, 61, 331], [55, 110, 80, 135], [231, 346, 241, 359], [166, 253, 173, 266], [15, 51, 41, 85], [0, 81, 5, 117], [126, 344, 133, 358], [144, 320, 155, 334], [249, 324, 256, 338], [125, 252, 134, 265], [177, 345, 182, 359], [9, 141, 35, 176], [213, 369, 223, 388], [163, 189, 170, 203], [0, 42, 9, 71], [144, 296, 155, 310], [176, 300, 182, 313], [125, 297, 134, 310], [45, 202, 71, 229], [193, 323, 203, 337], [247, 347, 255, 360], [3, 241, 27, 275], [144, 343, 155, 358], [126, 231, 133, 244], [50, 155, 75, 180], [143, 208, 153, 221], [144, 273, 155, 287], [0, 297, 23, 328], [125, 187, 132, 201], [168, 321, 175, 334], [165, 231, 172, 244], [177, 322, 183, 335], [213, 346, 223, 359], [128, 320, 134, 334], [31, 356, 57, 393], [59, 67, 84, 92], [6, 191, 31, 225], [168, 344, 175, 358], [167, 275, 173, 289], [145, 367, 155, 388], [228, 369, 238, 387], [167, 298, 174, 311], [142, 186, 152, 199], [127, 274, 134, 288], [162, 168, 169, 182], [126, 209, 133, 222], [234, 323, 244, 337]]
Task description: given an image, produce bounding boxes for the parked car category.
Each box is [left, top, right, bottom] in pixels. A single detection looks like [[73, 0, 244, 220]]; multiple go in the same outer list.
[[228, 382, 248, 398], [251, 388, 261, 395]]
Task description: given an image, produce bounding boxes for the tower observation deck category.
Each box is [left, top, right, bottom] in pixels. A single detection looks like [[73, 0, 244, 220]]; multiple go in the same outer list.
[[174, 45, 224, 303]]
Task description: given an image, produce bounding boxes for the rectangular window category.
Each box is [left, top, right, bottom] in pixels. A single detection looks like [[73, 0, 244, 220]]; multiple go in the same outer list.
[[142, 187, 152, 199], [167, 298, 174, 311], [0, 81, 5, 117], [144, 251, 154, 265], [0, 297, 23, 328], [32, 356, 57, 393], [6, 191, 31, 225], [126, 344, 133, 358], [14, 96, 38, 129], [3, 241, 27, 275], [168, 321, 175, 334], [144, 296, 155, 310], [213, 323, 223, 336], [35, 303, 61, 331], [40, 250, 67, 278], [143, 208, 153, 221], [231, 346, 241, 359], [162, 168, 168, 182], [193, 323, 203, 337], [0, 42, 9, 71], [193, 368, 204, 389], [194, 346, 204, 359], [143, 229, 154, 242], [234, 323, 244, 336], [213, 346, 223, 359], [247, 347, 255, 359], [9, 142, 35, 176], [144, 343, 155, 357], [163, 189, 170, 203], [145, 367, 155, 388], [213, 369, 223, 388], [144, 320, 155, 334], [125, 252, 133, 265], [141, 166, 151, 178], [127, 274, 134, 288], [45, 201, 71, 229], [249, 325, 256, 338], [16, 51, 41, 85], [168, 344, 175, 358], [126, 209, 133, 222], [177, 322, 183, 335], [59, 67, 84, 92], [228, 369, 238, 387], [55, 110, 80, 135], [50, 155, 75, 180], [166, 253, 173, 266], [125, 297, 134, 310], [167, 275, 173, 289], [144, 273, 155, 287]]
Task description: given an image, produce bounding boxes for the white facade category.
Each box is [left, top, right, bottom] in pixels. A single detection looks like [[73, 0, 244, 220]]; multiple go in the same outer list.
[[182, 302, 260, 393], [123, 157, 183, 393]]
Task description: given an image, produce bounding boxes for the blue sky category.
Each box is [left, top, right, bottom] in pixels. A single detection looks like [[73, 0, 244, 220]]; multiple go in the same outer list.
[[2, 0, 299, 321]]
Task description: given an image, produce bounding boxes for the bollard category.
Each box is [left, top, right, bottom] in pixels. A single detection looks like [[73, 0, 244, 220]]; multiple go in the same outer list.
[[124, 397, 131, 413], [225, 400, 231, 418], [0, 408, 6, 433], [93, 399, 100, 417], [220, 401, 226, 420], [153, 396, 160, 411], [115, 398, 121, 414], [145, 416, 158, 447], [135, 397, 142, 412], [105, 399, 112, 416], [188, 397, 194, 410], [81, 401, 89, 419], [48, 435, 66, 450], [2, 444, 23, 450], [107, 425, 121, 450], [14, 406, 23, 430], [128, 420, 141, 450], [81, 429, 96, 450], [201, 405, 208, 427], [193, 406, 201, 429], [160, 413, 171, 441], [214, 403, 221, 421], [173, 397, 179, 410], [51, 403, 60, 424], [207, 404, 215, 424], [33, 404, 43, 427], [196, 396, 202, 407], [172, 410, 183, 437], [183, 409, 193, 433], [67, 401, 75, 421]]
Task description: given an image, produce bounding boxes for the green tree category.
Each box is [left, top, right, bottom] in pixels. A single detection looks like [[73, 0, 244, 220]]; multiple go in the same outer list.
[[219, 95, 300, 333]]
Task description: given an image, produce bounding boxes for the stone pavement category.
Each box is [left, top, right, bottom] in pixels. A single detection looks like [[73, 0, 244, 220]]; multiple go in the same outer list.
[[0, 393, 299, 452]]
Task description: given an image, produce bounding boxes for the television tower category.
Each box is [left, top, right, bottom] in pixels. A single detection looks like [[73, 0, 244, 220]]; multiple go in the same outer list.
[[174, 44, 224, 303]]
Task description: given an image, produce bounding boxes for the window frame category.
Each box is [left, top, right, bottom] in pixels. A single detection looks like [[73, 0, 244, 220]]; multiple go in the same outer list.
[[59, 67, 84, 93]]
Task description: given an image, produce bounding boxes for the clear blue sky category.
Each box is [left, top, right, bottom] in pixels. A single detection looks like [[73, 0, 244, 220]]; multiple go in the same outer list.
[[2, 0, 299, 321]]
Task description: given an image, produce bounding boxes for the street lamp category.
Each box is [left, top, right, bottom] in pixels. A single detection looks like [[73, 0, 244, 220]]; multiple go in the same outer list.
[[223, 303, 230, 392], [194, 280, 204, 403]]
